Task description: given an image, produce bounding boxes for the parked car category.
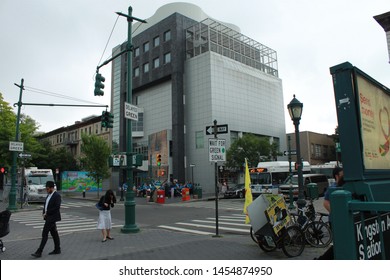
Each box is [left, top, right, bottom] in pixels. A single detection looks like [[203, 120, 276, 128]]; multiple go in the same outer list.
[[278, 173, 330, 200], [224, 184, 245, 199]]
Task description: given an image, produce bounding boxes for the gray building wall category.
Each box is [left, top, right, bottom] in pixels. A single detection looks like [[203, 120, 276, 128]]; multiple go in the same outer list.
[[185, 52, 286, 194], [111, 4, 287, 194]]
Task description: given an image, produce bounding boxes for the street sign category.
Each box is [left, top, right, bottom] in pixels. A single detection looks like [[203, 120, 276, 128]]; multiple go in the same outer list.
[[18, 153, 31, 158], [124, 102, 139, 121], [283, 150, 297, 156], [9, 141, 24, 152], [111, 154, 127, 167], [206, 124, 228, 135], [209, 139, 226, 162]]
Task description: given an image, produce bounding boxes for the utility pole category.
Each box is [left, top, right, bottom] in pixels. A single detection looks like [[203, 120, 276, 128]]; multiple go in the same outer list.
[[213, 119, 221, 237], [117, 6, 146, 233], [7, 79, 24, 211]]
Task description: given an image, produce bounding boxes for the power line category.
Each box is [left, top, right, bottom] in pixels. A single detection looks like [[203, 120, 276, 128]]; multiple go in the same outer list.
[[24, 86, 104, 105]]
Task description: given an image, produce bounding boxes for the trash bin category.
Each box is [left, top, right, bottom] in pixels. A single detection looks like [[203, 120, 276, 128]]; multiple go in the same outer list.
[[156, 189, 165, 204], [195, 186, 202, 199], [182, 188, 190, 201], [306, 183, 318, 200]]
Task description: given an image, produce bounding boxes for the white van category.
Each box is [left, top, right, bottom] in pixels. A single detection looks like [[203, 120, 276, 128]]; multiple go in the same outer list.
[[278, 173, 329, 200], [23, 168, 55, 202]]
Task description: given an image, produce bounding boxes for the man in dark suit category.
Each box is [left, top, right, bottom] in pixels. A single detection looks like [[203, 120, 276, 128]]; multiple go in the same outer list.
[[32, 180, 61, 258]]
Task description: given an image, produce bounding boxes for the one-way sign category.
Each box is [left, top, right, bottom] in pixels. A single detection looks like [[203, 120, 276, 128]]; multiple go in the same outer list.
[[206, 124, 228, 135], [283, 150, 297, 156]]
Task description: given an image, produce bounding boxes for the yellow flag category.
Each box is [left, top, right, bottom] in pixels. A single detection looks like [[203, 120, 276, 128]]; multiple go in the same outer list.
[[243, 158, 253, 224]]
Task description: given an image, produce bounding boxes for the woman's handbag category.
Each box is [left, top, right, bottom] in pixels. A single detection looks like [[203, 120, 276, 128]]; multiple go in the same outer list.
[[95, 202, 103, 211]]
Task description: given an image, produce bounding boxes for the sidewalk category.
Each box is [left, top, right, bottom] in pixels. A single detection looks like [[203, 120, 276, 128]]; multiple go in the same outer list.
[[0, 189, 329, 260]]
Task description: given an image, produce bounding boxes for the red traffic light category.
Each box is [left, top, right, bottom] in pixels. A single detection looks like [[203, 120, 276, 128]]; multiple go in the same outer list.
[[0, 167, 5, 173]]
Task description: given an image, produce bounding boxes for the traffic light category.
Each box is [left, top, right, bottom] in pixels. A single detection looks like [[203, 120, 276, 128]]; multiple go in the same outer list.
[[156, 153, 161, 166], [94, 73, 105, 96], [0, 167, 7, 174], [101, 111, 114, 128]]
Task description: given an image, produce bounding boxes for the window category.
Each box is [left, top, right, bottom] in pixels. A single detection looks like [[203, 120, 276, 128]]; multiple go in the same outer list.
[[143, 42, 149, 52], [164, 30, 171, 41], [153, 57, 160, 68], [153, 36, 160, 47], [195, 131, 204, 149], [134, 47, 140, 57], [143, 63, 149, 73], [133, 67, 140, 77], [164, 52, 171, 64]]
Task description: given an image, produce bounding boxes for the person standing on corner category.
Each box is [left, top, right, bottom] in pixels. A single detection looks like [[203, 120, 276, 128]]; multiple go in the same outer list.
[[316, 166, 344, 260], [31, 181, 61, 258], [323, 166, 344, 213], [97, 189, 117, 242]]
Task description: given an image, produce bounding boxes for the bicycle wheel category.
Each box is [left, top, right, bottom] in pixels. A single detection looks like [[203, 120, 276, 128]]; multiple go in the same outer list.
[[281, 225, 305, 257], [257, 235, 277, 252], [305, 221, 332, 248], [250, 227, 277, 251], [250, 227, 258, 244]]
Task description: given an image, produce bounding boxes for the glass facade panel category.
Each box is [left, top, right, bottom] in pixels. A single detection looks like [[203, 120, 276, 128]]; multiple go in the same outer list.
[[164, 52, 171, 64], [153, 36, 160, 47], [164, 30, 171, 41], [195, 131, 204, 149]]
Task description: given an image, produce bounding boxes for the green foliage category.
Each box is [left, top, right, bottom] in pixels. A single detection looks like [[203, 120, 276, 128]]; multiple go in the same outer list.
[[32, 140, 80, 172], [0, 94, 16, 167], [79, 133, 111, 189], [226, 134, 281, 169]]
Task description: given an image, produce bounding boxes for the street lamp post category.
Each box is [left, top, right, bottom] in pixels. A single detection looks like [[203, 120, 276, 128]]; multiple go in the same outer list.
[[287, 95, 305, 215]]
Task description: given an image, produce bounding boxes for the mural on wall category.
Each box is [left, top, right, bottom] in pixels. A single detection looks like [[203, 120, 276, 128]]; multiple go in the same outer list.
[[61, 171, 101, 192]]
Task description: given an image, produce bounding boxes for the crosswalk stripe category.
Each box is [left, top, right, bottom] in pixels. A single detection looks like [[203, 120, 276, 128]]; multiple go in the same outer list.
[[175, 222, 249, 233], [11, 211, 122, 234], [191, 219, 250, 227], [158, 225, 213, 235], [157, 213, 250, 236]]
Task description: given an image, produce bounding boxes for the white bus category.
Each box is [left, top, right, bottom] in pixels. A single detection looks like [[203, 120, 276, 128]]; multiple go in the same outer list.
[[249, 161, 311, 197]]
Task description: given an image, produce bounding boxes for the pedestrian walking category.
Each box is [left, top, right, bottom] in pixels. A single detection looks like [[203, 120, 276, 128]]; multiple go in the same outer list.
[[97, 189, 116, 242], [31, 181, 61, 258]]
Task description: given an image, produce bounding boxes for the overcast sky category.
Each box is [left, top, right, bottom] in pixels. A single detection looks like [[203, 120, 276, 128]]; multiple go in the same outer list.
[[0, 0, 389, 135]]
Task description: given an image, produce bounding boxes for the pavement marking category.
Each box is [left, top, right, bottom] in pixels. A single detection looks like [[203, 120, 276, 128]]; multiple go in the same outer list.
[[158, 225, 213, 235], [157, 213, 250, 236], [11, 211, 123, 234], [162, 200, 245, 211]]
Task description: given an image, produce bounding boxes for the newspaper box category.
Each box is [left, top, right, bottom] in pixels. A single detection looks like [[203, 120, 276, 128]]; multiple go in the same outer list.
[[247, 194, 291, 237]]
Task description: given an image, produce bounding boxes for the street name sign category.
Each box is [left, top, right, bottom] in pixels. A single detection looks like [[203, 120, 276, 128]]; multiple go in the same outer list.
[[209, 139, 226, 162], [124, 102, 139, 121], [19, 153, 32, 158], [206, 124, 228, 135], [283, 150, 297, 156], [9, 141, 24, 152]]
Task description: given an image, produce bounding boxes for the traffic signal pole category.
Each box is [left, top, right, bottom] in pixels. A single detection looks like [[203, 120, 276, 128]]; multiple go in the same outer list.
[[117, 6, 146, 233], [7, 79, 24, 211]]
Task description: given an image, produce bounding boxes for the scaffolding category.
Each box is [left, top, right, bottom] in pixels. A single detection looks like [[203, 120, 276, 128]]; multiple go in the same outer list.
[[186, 18, 278, 77]]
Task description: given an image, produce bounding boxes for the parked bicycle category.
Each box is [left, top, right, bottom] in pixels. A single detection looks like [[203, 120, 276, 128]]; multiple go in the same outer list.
[[250, 199, 332, 251], [289, 200, 332, 248], [248, 195, 305, 258]]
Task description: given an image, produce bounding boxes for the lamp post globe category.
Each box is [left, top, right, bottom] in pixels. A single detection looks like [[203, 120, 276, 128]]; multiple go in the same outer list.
[[287, 95, 306, 215]]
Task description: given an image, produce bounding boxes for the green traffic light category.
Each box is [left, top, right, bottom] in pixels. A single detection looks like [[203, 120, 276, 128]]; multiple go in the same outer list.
[[94, 73, 105, 96]]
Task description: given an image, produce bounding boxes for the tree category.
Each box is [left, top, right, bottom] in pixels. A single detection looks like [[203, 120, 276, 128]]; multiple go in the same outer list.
[[0, 93, 17, 168], [79, 133, 111, 197], [226, 134, 281, 170]]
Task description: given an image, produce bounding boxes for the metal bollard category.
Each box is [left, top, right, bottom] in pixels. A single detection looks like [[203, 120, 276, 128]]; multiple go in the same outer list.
[[82, 190, 86, 198]]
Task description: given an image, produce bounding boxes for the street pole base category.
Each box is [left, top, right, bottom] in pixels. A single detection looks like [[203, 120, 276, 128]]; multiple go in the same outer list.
[[6, 205, 18, 212], [121, 224, 140, 233]]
